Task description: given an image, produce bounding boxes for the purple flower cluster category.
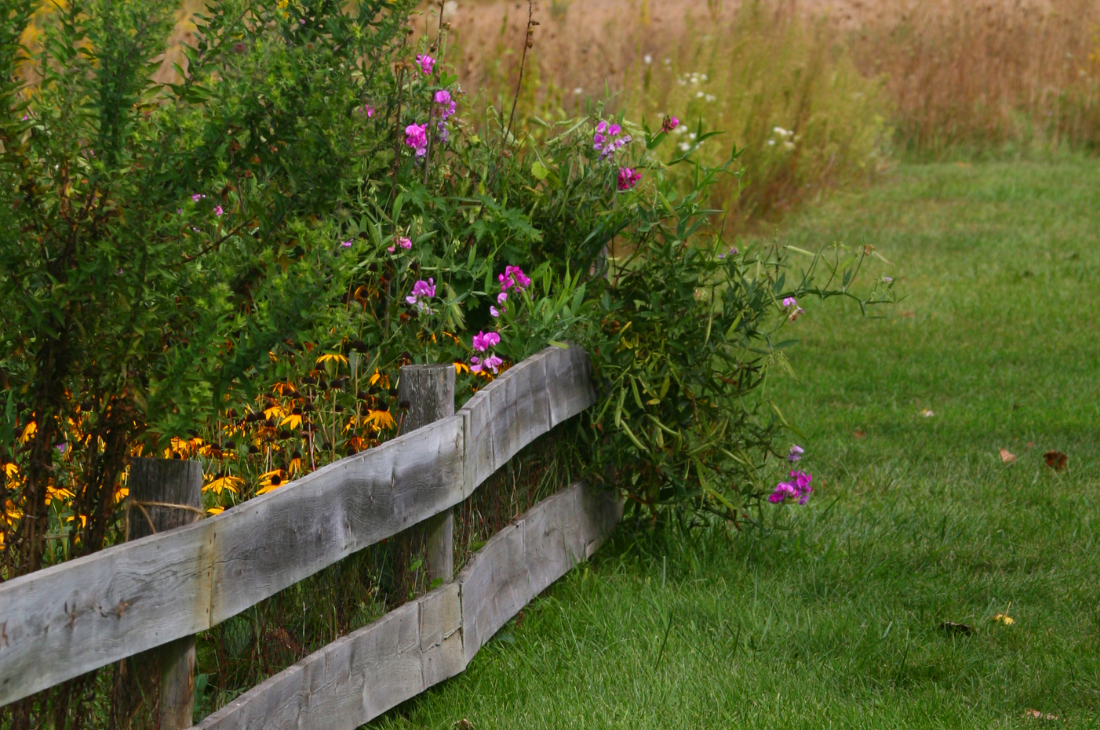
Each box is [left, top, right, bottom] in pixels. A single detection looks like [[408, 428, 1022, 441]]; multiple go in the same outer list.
[[617, 167, 642, 191], [470, 331, 503, 374], [490, 291, 508, 318], [416, 54, 435, 75], [405, 123, 428, 157], [434, 90, 456, 144], [498, 265, 531, 292], [386, 236, 413, 254], [405, 278, 436, 313], [768, 470, 813, 505], [782, 296, 805, 322], [593, 120, 632, 161]]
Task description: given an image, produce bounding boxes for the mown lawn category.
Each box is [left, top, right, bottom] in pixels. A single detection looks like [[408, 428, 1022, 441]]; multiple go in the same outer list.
[[370, 159, 1100, 729]]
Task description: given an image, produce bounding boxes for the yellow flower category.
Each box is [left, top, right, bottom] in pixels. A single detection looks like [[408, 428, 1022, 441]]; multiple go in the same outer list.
[[2, 462, 18, 479], [280, 412, 303, 429], [271, 382, 297, 395], [45, 486, 75, 506], [204, 475, 243, 495], [65, 514, 89, 528], [367, 409, 396, 431], [453, 361, 470, 375], [256, 469, 287, 495], [115, 485, 129, 504], [264, 403, 285, 420], [206, 505, 225, 516], [0, 531, 5, 551], [316, 353, 348, 366], [18, 421, 36, 444], [992, 614, 1015, 626], [3, 499, 23, 525], [368, 369, 385, 386]]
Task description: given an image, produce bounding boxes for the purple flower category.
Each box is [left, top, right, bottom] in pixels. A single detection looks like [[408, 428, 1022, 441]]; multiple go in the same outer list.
[[617, 167, 642, 191], [213, 205, 224, 217], [434, 90, 457, 120], [341, 240, 353, 248], [412, 278, 436, 299], [362, 104, 375, 117], [768, 470, 814, 505], [782, 297, 797, 308], [416, 54, 435, 75], [472, 330, 501, 352], [787, 445, 804, 463], [405, 123, 428, 156], [191, 193, 204, 202], [661, 115, 680, 133], [483, 355, 503, 373], [490, 306, 502, 318], [406, 278, 437, 312], [498, 266, 531, 292], [497, 292, 508, 306], [767, 482, 799, 503], [398, 236, 413, 250]]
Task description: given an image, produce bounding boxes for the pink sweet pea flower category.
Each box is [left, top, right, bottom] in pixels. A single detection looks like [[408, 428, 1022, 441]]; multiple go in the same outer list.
[[788, 445, 804, 463], [661, 115, 680, 133], [214, 205, 224, 217], [341, 240, 353, 248], [416, 54, 435, 75], [498, 266, 531, 292], [472, 331, 501, 352], [768, 470, 814, 504], [405, 123, 428, 156], [617, 167, 642, 191], [782, 297, 797, 308], [191, 193, 204, 202], [398, 236, 413, 250], [482, 355, 503, 374]]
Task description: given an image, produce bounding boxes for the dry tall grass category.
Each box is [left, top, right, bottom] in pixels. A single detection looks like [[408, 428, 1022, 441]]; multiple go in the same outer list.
[[441, 0, 1100, 222]]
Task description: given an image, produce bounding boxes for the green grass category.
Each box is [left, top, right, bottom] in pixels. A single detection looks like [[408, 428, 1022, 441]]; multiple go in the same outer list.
[[370, 159, 1100, 729]]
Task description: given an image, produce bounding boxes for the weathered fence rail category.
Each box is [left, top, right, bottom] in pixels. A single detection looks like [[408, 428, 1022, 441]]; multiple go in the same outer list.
[[0, 344, 618, 727]]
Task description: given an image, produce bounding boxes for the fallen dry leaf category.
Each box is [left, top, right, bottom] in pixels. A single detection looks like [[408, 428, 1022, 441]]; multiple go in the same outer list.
[[1022, 709, 1059, 721], [1044, 450, 1068, 471], [938, 621, 974, 636], [1000, 449, 1016, 464], [992, 614, 1015, 625], [853, 430, 867, 439]]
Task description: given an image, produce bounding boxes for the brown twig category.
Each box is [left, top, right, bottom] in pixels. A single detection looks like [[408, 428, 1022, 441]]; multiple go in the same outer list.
[[504, 0, 536, 147]]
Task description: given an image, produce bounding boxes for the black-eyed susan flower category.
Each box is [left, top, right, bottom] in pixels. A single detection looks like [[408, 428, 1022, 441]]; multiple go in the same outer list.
[[256, 469, 287, 495], [204, 473, 243, 495]]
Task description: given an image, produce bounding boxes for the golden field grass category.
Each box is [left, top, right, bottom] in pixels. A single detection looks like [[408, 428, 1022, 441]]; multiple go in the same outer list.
[[439, 0, 1100, 225]]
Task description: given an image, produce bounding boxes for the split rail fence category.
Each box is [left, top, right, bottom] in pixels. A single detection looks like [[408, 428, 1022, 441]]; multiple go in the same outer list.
[[0, 344, 622, 728]]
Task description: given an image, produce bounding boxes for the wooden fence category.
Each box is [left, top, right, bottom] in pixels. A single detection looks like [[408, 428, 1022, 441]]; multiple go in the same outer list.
[[0, 344, 621, 728]]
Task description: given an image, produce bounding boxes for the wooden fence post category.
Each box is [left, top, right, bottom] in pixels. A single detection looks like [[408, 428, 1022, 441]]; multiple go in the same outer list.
[[398, 364, 456, 583], [128, 457, 203, 729]]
